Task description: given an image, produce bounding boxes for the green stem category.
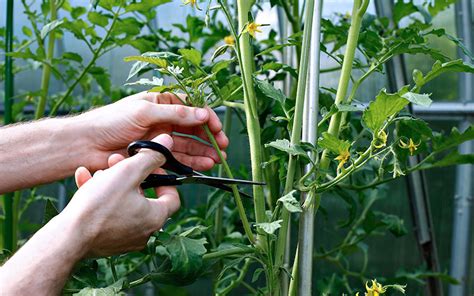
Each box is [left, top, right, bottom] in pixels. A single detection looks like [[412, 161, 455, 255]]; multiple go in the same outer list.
[[203, 125, 255, 244], [203, 246, 254, 260], [274, 0, 316, 278], [318, 1, 369, 168], [236, 0, 267, 249], [218, 258, 251, 296], [50, 7, 120, 115], [35, 0, 57, 119], [215, 108, 233, 244], [2, 0, 15, 253]]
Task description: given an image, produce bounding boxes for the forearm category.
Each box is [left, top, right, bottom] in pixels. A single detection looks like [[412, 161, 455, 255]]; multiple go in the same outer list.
[[0, 116, 97, 193], [0, 213, 86, 295]]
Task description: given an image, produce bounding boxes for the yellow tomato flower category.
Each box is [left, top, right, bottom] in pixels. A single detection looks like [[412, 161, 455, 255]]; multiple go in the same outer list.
[[224, 35, 235, 46], [365, 279, 387, 296], [374, 130, 388, 149], [182, 0, 200, 10], [335, 149, 350, 171], [399, 138, 420, 155], [244, 22, 263, 38]]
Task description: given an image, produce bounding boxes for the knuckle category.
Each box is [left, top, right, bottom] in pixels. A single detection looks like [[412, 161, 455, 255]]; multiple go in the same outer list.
[[132, 101, 150, 118], [174, 105, 188, 119]]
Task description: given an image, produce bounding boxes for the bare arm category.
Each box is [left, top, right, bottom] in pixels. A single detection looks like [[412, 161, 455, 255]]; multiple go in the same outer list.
[[0, 92, 228, 194], [0, 117, 94, 192], [0, 134, 180, 295]]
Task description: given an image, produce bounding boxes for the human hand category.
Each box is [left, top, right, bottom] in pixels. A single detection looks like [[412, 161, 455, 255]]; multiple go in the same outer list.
[[77, 92, 228, 172], [62, 134, 179, 257]]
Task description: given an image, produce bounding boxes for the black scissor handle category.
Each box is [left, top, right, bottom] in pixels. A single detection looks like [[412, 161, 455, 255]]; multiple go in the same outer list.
[[140, 174, 183, 189], [127, 140, 193, 175]]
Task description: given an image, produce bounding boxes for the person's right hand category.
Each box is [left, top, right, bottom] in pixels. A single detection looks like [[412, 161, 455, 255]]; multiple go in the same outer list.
[[61, 134, 179, 257]]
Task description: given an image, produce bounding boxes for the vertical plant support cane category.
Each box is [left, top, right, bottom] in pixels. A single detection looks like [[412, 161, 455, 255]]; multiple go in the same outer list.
[[2, 0, 15, 252], [275, 0, 316, 293], [293, 1, 323, 294]]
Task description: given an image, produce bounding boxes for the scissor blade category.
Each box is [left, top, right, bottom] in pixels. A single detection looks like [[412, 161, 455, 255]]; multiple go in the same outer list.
[[180, 175, 265, 186]]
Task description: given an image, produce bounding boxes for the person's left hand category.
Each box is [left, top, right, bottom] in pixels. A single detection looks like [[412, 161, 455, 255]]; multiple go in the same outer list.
[[77, 92, 228, 172]]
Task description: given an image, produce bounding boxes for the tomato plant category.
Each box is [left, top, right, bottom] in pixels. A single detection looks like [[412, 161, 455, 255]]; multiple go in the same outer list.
[[2, 0, 474, 295]]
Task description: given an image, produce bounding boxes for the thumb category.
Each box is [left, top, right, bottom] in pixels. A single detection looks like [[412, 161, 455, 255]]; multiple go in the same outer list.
[[75, 166, 92, 188], [123, 134, 174, 185]]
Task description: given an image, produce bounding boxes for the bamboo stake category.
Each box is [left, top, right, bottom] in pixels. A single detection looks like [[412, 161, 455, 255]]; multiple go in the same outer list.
[[294, 1, 323, 294], [274, 0, 316, 294]]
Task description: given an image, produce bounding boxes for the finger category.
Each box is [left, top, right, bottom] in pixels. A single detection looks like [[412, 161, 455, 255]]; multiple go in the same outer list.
[[172, 128, 229, 150], [93, 170, 104, 177], [147, 188, 180, 229], [120, 134, 174, 184], [75, 166, 92, 188], [138, 92, 186, 105], [142, 102, 210, 127], [172, 136, 223, 162], [108, 153, 126, 168], [173, 152, 217, 171], [206, 107, 223, 134]]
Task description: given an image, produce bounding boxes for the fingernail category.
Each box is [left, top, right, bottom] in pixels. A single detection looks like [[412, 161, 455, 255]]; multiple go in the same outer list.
[[196, 108, 208, 121]]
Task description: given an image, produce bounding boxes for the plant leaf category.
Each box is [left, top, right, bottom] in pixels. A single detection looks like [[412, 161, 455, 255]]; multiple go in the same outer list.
[[317, 132, 350, 154], [179, 48, 202, 66], [40, 20, 64, 40], [362, 90, 409, 132], [87, 11, 109, 27], [433, 125, 474, 151], [265, 139, 307, 158], [255, 78, 287, 106], [278, 190, 302, 213], [401, 92, 432, 107], [124, 56, 167, 68], [430, 150, 474, 168], [160, 235, 207, 277], [255, 220, 283, 235], [414, 60, 474, 88], [125, 0, 171, 12]]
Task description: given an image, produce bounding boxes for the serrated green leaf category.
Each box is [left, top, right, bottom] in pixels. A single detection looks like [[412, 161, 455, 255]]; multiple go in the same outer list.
[[426, 0, 456, 16], [125, 0, 171, 12], [212, 59, 233, 74], [73, 280, 125, 296], [71, 7, 87, 19], [179, 48, 202, 66], [278, 190, 302, 213], [255, 220, 283, 235], [255, 79, 287, 105], [161, 235, 207, 277], [431, 150, 474, 168], [124, 55, 167, 68], [87, 11, 109, 27], [401, 92, 432, 107], [62, 52, 83, 63], [40, 20, 64, 40], [362, 90, 409, 132], [265, 139, 307, 157], [416, 60, 474, 88], [317, 132, 350, 154], [397, 118, 433, 141], [433, 125, 474, 151]]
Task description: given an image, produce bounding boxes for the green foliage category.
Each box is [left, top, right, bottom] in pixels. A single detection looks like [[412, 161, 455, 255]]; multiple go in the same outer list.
[[5, 0, 474, 295]]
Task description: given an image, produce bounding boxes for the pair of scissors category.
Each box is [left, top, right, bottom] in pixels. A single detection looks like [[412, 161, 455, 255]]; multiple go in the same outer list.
[[127, 140, 265, 198]]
